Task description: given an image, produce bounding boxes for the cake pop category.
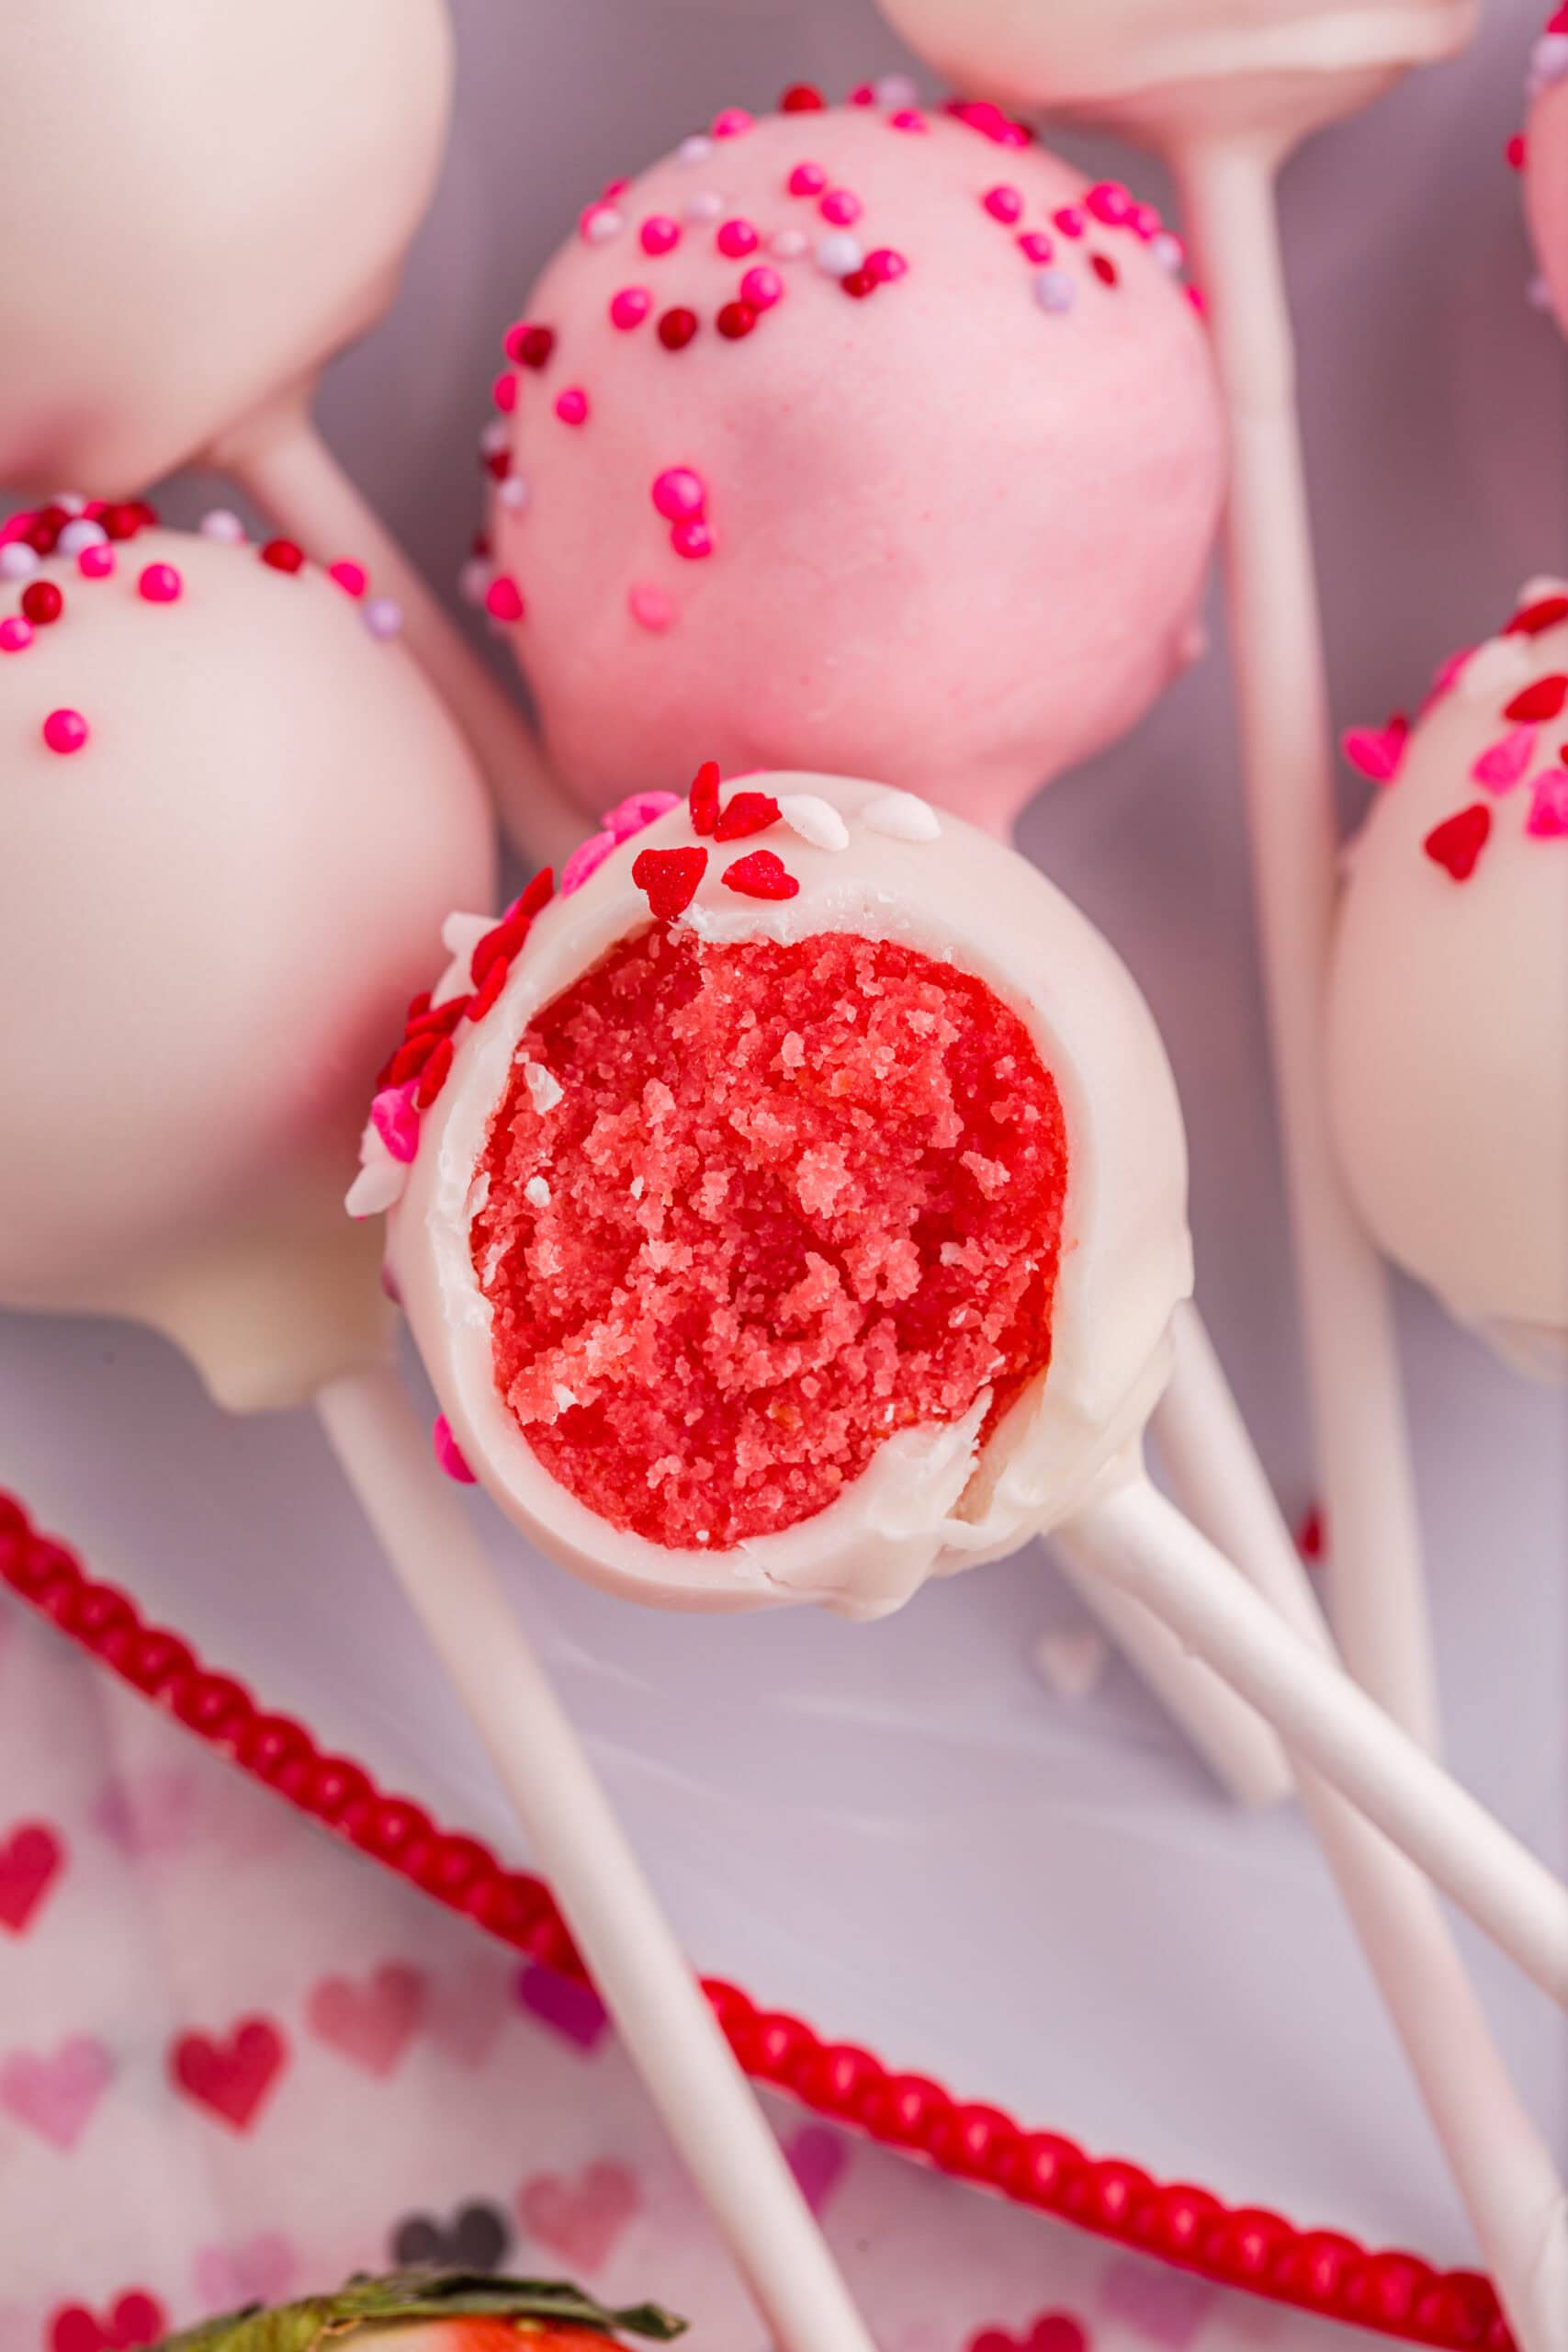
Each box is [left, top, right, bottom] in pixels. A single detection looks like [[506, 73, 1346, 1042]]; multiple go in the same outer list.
[[369, 765, 1568, 2013], [0, 526, 875, 2352], [1328, 585, 1568, 1378], [0, 0, 577, 861], [476, 99, 1224, 842], [1525, 12, 1568, 334], [873, 0, 1481, 1758]]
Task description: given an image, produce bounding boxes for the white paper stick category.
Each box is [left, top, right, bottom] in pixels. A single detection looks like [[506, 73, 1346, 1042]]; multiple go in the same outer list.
[[315, 1364, 877, 2352]]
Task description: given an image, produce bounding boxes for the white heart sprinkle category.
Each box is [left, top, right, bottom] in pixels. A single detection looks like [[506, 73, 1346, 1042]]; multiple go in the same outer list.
[[1460, 637, 1533, 703], [862, 790, 942, 842], [778, 794, 851, 852]]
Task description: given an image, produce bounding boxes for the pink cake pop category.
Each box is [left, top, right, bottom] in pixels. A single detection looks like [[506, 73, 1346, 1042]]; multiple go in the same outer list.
[[366, 763, 1568, 2011], [0, 528, 874, 2352], [476, 97, 1224, 842], [0, 0, 576, 860], [1525, 12, 1568, 332]]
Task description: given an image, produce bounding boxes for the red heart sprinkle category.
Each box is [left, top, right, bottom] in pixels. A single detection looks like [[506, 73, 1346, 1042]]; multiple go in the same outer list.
[[1506, 594, 1568, 637], [413, 1035, 456, 1109], [658, 307, 699, 351], [1503, 673, 1567, 723], [722, 849, 800, 900], [716, 300, 758, 340], [507, 322, 555, 369], [689, 759, 721, 835], [633, 845, 708, 920], [713, 790, 781, 842], [259, 539, 304, 575], [1422, 804, 1491, 881]]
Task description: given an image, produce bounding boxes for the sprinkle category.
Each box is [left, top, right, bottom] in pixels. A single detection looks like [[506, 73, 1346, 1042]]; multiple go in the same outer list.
[[717, 218, 760, 257], [816, 231, 864, 277], [1504, 673, 1567, 723], [506, 322, 556, 369], [863, 789, 942, 841], [712, 107, 753, 138], [363, 597, 402, 639], [1086, 181, 1134, 225], [777, 793, 851, 852], [888, 108, 928, 132], [522, 1059, 564, 1114], [983, 185, 1023, 223], [581, 203, 625, 243], [0, 618, 31, 653], [1053, 206, 1085, 239], [651, 467, 706, 520], [465, 954, 510, 1022], [1341, 716, 1409, 783], [328, 560, 367, 598], [42, 708, 88, 755], [1152, 232, 1185, 274], [684, 190, 725, 223], [555, 387, 590, 425], [610, 286, 652, 329], [433, 1416, 477, 1484], [1472, 725, 1537, 793], [414, 1035, 456, 1108], [658, 307, 699, 350], [1460, 637, 1533, 701], [1018, 231, 1054, 264], [716, 300, 757, 340], [560, 829, 617, 896], [628, 582, 676, 632], [603, 789, 682, 842], [370, 1083, 422, 1164], [820, 188, 863, 226], [722, 848, 799, 899], [20, 580, 62, 626], [137, 562, 182, 604], [261, 538, 305, 574], [780, 83, 825, 112], [1526, 769, 1568, 838], [497, 477, 530, 513], [1506, 594, 1568, 636], [441, 910, 492, 969], [492, 371, 519, 416], [198, 508, 246, 542], [841, 269, 877, 300], [485, 574, 525, 623], [771, 228, 810, 261], [689, 760, 722, 834], [634, 843, 708, 919], [345, 1157, 405, 1219], [0, 544, 39, 581], [875, 72, 919, 107], [465, 551, 495, 598], [57, 518, 107, 556], [788, 162, 828, 197], [1422, 804, 1491, 880], [525, 1176, 552, 1207], [678, 135, 715, 165], [713, 789, 781, 841], [671, 518, 714, 559], [739, 266, 784, 310], [1090, 253, 1119, 287], [641, 214, 681, 255], [1033, 269, 1076, 314]]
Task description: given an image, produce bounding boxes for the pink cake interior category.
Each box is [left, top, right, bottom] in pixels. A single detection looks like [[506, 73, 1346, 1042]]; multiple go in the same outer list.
[[471, 928, 1067, 1551]]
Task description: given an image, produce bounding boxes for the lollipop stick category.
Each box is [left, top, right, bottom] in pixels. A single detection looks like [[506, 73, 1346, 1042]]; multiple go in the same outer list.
[[1171, 133, 1439, 1749], [314, 1364, 877, 2352], [216, 400, 584, 867], [1054, 1475, 1568, 2008], [1156, 1308, 1568, 2352]]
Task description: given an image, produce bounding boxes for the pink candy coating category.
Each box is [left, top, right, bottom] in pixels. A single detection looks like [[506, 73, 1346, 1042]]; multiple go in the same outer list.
[[42, 707, 88, 753]]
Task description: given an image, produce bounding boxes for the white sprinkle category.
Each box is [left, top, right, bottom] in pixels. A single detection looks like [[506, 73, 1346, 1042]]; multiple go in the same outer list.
[[1519, 574, 1568, 605], [862, 789, 942, 842], [345, 1156, 407, 1219], [770, 227, 810, 262], [778, 793, 850, 852], [441, 910, 493, 981], [815, 231, 864, 278], [363, 597, 402, 640], [525, 1175, 551, 1207], [1033, 268, 1076, 314], [553, 1384, 579, 1413], [198, 507, 247, 543], [0, 543, 39, 580], [57, 518, 107, 555], [523, 1060, 563, 1113], [458, 557, 494, 607], [497, 475, 530, 512], [1150, 233, 1184, 275], [630, 1175, 645, 1199], [874, 72, 919, 107], [1529, 31, 1568, 90], [678, 134, 714, 164], [684, 189, 725, 222], [585, 207, 625, 244], [479, 418, 510, 457], [51, 492, 86, 517], [1461, 636, 1533, 703]]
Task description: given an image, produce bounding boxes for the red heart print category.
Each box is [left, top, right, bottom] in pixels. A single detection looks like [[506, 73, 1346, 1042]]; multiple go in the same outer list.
[[169, 2017, 287, 2132], [49, 2295, 165, 2352], [306, 1962, 426, 2079], [515, 2160, 639, 2273], [0, 1821, 64, 1933]]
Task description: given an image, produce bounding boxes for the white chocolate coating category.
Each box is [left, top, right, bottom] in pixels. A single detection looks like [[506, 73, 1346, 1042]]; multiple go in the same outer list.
[[0, 0, 451, 494], [0, 527, 495, 1409], [1326, 605, 1568, 1375], [386, 775, 1193, 1617]]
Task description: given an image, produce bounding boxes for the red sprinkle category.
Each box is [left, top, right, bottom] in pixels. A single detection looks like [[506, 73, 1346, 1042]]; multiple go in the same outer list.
[[716, 300, 758, 340], [514, 865, 557, 921], [507, 322, 556, 369], [466, 954, 510, 1023], [41, 707, 88, 755], [261, 538, 305, 574], [689, 759, 722, 835], [780, 83, 826, 111], [841, 269, 877, 300], [20, 581, 62, 626], [1503, 673, 1567, 723], [1506, 595, 1568, 637], [1090, 253, 1119, 287], [1506, 131, 1527, 172], [722, 848, 799, 900], [658, 307, 700, 351], [101, 503, 144, 543], [414, 1035, 457, 1110], [713, 790, 782, 842], [1422, 804, 1491, 881], [633, 844, 708, 920]]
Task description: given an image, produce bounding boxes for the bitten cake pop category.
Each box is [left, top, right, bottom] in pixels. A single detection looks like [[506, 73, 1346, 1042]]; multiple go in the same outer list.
[[1525, 12, 1568, 334], [0, 0, 576, 860], [1329, 585, 1568, 1377], [0, 529, 874, 2352], [368, 765, 1568, 2017], [475, 97, 1224, 842]]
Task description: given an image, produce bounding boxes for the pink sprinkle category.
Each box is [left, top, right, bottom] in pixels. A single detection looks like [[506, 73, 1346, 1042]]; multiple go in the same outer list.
[[1186, 284, 1207, 315], [788, 162, 828, 198], [627, 582, 677, 633], [328, 559, 367, 598], [555, 388, 589, 425], [1341, 717, 1409, 785], [983, 186, 1023, 224], [819, 188, 863, 226], [1131, 202, 1162, 241], [716, 218, 759, 257], [603, 788, 682, 842], [370, 1082, 422, 1164], [671, 518, 714, 560], [492, 370, 518, 413], [865, 247, 908, 282], [712, 107, 753, 138], [485, 574, 525, 623], [651, 467, 706, 521], [0, 617, 33, 652], [739, 265, 783, 310], [42, 708, 88, 754], [1086, 181, 1134, 225], [579, 201, 623, 243], [433, 1415, 477, 1485], [1053, 206, 1085, 239], [137, 562, 182, 605], [78, 544, 116, 581], [1018, 231, 1054, 265], [888, 108, 928, 132], [640, 214, 681, 255], [849, 83, 875, 106], [603, 176, 631, 200], [610, 286, 653, 330], [560, 828, 618, 897], [1526, 767, 1568, 838], [1472, 724, 1539, 794]]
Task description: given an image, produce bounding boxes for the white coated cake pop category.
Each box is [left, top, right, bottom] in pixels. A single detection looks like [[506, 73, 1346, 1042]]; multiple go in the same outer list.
[[0, 516, 495, 1409], [1328, 586, 1568, 1376]]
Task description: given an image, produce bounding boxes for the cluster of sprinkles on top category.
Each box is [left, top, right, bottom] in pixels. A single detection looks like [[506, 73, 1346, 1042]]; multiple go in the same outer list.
[[461, 77, 1196, 628], [1341, 581, 1568, 878], [0, 498, 405, 757]]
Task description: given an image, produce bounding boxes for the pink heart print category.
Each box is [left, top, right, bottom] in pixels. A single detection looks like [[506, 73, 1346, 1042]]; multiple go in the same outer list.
[[93, 1768, 200, 1859], [515, 2160, 639, 2273], [306, 1962, 426, 2079], [0, 2036, 113, 2150], [426, 1957, 515, 2069], [192, 2236, 297, 2315]]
